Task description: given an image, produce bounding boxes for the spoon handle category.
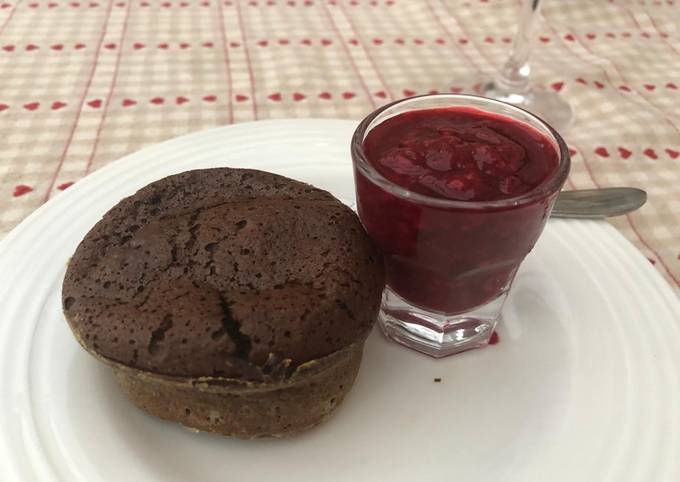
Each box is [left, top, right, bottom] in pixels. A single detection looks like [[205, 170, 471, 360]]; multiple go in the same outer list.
[[552, 187, 647, 219]]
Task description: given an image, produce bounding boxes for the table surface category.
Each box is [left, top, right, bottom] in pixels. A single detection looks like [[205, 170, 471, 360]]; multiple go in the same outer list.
[[0, 0, 678, 294]]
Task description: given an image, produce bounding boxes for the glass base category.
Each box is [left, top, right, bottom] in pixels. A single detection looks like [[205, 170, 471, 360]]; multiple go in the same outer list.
[[378, 286, 506, 358], [481, 82, 573, 132]]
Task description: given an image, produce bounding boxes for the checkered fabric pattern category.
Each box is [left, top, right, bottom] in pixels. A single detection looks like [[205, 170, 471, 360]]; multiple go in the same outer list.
[[0, 0, 679, 294]]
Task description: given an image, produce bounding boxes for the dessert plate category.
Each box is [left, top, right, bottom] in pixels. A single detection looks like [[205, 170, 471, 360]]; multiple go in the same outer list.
[[0, 120, 679, 482]]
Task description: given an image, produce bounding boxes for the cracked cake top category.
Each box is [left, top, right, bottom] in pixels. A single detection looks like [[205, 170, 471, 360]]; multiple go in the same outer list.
[[62, 168, 384, 382]]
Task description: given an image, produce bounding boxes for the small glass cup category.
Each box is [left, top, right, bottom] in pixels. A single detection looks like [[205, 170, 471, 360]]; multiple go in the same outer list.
[[351, 94, 570, 358]]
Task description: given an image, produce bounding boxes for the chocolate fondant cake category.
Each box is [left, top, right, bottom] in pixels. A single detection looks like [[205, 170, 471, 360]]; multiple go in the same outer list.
[[62, 168, 384, 437]]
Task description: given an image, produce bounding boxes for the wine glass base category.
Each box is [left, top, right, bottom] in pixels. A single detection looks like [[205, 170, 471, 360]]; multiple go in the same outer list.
[[481, 82, 573, 132]]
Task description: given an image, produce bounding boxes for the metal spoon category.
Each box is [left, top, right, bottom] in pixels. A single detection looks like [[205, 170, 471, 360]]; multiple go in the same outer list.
[[552, 187, 647, 219]]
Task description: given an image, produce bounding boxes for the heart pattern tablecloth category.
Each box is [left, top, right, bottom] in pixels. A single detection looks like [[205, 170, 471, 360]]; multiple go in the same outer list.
[[0, 0, 678, 294]]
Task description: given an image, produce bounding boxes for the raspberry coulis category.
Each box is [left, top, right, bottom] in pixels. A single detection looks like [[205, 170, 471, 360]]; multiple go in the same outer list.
[[356, 107, 562, 314], [363, 107, 558, 202]]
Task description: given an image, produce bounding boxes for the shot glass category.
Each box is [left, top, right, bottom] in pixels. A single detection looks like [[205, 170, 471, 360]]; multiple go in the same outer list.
[[351, 94, 570, 357]]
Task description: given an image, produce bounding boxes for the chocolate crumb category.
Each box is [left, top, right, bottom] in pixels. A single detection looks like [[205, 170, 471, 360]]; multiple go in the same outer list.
[[434, 377, 441, 382]]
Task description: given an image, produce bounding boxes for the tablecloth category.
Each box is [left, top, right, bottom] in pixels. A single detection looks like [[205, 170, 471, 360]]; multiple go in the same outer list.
[[0, 0, 678, 293]]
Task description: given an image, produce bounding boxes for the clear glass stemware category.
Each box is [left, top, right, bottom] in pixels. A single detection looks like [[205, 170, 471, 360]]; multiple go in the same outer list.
[[481, 0, 573, 131]]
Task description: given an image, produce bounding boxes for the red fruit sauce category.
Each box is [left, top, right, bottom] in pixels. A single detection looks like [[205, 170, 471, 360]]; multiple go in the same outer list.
[[356, 107, 561, 314]]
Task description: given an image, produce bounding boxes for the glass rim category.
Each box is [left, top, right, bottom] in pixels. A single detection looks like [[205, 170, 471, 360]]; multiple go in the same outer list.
[[350, 93, 571, 210]]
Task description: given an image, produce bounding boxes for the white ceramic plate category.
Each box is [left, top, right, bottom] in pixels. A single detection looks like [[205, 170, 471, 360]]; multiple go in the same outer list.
[[1, 120, 679, 482]]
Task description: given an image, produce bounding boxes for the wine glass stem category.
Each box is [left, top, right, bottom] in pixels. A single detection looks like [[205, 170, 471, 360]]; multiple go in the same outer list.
[[494, 0, 543, 95]]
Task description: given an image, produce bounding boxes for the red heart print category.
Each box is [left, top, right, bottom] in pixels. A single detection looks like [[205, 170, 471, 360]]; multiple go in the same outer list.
[[235, 94, 249, 102], [13, 185, 33, 197], [458, 38, 468, 45], [88, 99, 102, 108], [161, 1, 171, 7], [24, 102, 40, 111], [594, 147, 609, 157], [403, 89, 416, 97], [618, 147, 632, 159], [643, 84, 655, 91], [115, 1, 124, 6], [395, 38, 405, 45], [26, 44, 39, 51], [619, 85, 631, 92], [428, 90, 439, 95], [74, 43, 86, 49], [551, 81, 564, 92], [202, 42, 214, 48], [605, 32, 615, 38], [321, 39, 331, 46], [90, 2, 99, 6], [51, 44, 64, 51], [229, 42, 241, 48], [594, 81, 605, 89], [71, 2, 81, 6], [622, 32, 631, 38], [666, 148, 679, 159], [203, 95, 217, 102], [141, 1, 149, 5], [575, 78, 587, 85], [48, 2, 57, 7], [667, 82, 678, 90], [539, 36, 550, 43], [564, 34, 575, 41], [133, 42, 145, 49], [278, 39, 290, 45], [150, 97, 165, 105], [484, 36, 494, 43], [176, 96, 189, 105], [318, 92, 332, 100], [501, 37, 511, 43], [373, 38, 383, 45], [2, 45, 14, 52], [179, 43, 190, 49], [414, 38, 424, 45], [641, 32, 651, 39], [158, 43, 169, 49], [450, 87, 462, 93], [643, 148, 658, 160], [586, 33, 596, 40], [293, 93, 305, 101], [51, 101, 67, 110], [105, 43, 116, 50], [122, 98, 137, 107], [342, 91, 356, 100], [201, 1, 210, 5], [57, 182, 74, 190], [302, 39, 312, 45], [180, 1, 188, 5], [29, 2, 38, 7], [257, 40, 268, 47], [435, 38, 445, 45], [0, 104, 8, 111], [268, 93, 282, 101], [374, 91, 387, 99], [0, 3, 11, 8]]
